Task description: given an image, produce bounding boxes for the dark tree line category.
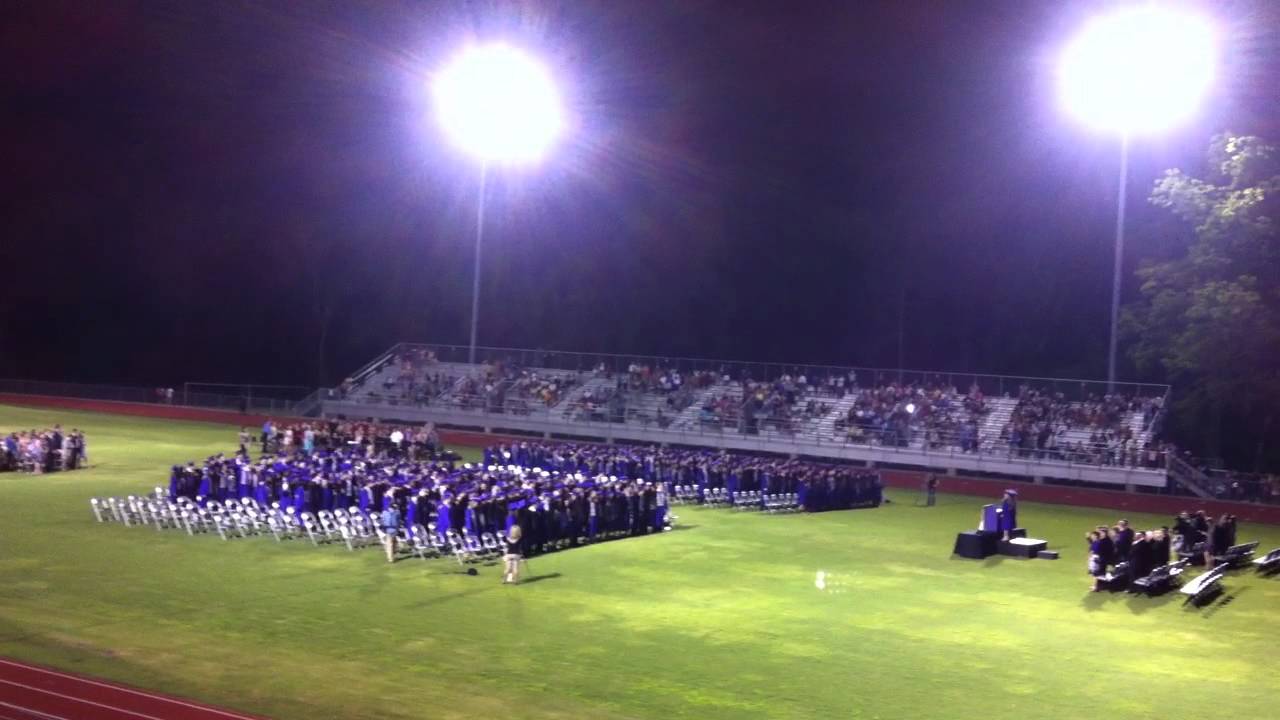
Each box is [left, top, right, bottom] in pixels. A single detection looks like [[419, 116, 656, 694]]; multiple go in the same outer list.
[[1123, 134, 1280, 472]]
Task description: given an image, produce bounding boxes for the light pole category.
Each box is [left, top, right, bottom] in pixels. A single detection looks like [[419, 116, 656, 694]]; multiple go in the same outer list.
[[1057, 6, 1216, 391], [433, 43, 564, 364]]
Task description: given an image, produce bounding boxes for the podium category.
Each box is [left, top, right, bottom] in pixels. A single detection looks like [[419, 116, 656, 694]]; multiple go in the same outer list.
[[979, 504, 999, 533], [956, 503, 1046, 560]]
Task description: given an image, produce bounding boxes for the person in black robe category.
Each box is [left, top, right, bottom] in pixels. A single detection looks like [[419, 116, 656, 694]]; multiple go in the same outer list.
[[1095, 526, 1116, 571], [1114, 520, 1134, 561], [1151, 527, 1171, 567], [1128, 532, 1153, 583]]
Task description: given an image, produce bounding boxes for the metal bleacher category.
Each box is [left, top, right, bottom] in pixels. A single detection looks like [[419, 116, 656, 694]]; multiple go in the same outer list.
[[321, 343, 1171, 489]]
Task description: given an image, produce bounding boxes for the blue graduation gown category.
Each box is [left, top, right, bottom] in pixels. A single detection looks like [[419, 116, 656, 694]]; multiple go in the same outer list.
[[1000, 499, 1017, 532]]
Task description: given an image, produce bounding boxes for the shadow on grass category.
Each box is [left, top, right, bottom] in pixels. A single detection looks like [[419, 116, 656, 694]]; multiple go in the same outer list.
[[1125, 590, 1178, 614], [909, 499, 964, 508], [1081, 590, 1124, 612], [518, 572, 563, 585], [410, 583, 499, 609], [1200, 586, 1249, 618], [945, 554, 999, 565]]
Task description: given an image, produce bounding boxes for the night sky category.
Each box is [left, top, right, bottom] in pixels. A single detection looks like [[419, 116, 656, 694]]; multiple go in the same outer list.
[[3, 0, 1277, 389]]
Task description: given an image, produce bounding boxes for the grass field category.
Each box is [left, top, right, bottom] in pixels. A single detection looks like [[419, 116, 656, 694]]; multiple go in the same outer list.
[[1, 403, 1277, 720]]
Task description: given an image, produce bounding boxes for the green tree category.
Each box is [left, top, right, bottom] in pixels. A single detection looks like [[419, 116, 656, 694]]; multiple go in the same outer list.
[[1123, 134, 1280, 471]]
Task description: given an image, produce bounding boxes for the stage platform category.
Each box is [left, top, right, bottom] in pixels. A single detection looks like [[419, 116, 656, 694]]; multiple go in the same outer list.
[[953, 530, 999, 559], [953, 529, 1050, 560], [1000, 537, 1048, 558]]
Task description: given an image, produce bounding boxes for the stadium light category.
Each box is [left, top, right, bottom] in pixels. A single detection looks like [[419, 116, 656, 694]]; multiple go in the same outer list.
[[433, 43, 565, 364], [433, 44, 564, 165], [1058, 7, 1216, 136], [1057, 7, 1216, 391]]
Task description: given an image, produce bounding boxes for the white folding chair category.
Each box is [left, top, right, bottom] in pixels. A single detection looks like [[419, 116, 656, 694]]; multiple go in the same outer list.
[[300, 513, 325, 545]]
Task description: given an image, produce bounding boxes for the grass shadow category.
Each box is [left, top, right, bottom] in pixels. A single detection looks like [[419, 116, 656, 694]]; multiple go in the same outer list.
[[1125, 590, 1178, 614], [1201, 586, 1249, 618], [411, 584, 497, 609], [518, 572, 563, 585], [1081, 590, 1123, 612]]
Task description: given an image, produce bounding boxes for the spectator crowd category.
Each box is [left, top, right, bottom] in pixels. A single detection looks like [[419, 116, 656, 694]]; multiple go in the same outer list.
[[334, 347, 1175, 472], [2, 425, 88, 473]]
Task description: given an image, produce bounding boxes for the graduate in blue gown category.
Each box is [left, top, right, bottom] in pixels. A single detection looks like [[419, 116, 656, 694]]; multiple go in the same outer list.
[[999, 489, 1018, 540]]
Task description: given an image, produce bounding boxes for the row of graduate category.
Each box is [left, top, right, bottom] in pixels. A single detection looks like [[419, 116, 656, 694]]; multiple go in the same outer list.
[[170, 450, 669, 553], [482, 441, 883, 512], [1085, 512, 1238, 590]]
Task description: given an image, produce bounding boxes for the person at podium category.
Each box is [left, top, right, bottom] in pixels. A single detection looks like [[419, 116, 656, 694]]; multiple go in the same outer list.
[[999, 489, 1018, 540]]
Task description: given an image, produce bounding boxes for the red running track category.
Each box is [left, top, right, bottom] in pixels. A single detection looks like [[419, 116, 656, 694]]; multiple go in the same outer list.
[[0, 658, 265, 720]]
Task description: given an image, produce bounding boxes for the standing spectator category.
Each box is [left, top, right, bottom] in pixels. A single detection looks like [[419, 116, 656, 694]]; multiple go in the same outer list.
[[923, 473, 938, 507]]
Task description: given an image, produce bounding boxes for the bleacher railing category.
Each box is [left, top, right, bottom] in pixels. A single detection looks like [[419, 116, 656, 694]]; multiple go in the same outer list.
[[357, 342, 1172, 405], [0, 379, 306, 415]]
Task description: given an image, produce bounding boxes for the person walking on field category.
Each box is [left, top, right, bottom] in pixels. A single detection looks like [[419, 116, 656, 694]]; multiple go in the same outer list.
[[381, 504, 401, 563], [503, 524, 524, 584]]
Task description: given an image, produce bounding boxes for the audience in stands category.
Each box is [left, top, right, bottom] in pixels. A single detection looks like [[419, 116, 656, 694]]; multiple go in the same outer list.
[[337, 347, 1172, 472], [1, 426, 87, 473]]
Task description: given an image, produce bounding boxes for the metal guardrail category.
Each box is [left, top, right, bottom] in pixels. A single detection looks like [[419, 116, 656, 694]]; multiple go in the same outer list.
[[0, 379, 304, 415], [363, 342, 1172, 403]]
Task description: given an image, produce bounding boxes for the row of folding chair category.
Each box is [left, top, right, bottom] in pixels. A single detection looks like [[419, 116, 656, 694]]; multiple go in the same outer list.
[[90, 492, 522, 568], [403, 524, 507, 565], [671, 485, 699, 504], [762, 493, 800, 512], [92, 493, 591, 577], [664, 486, 799, 512], [704, 487, 731, 506]]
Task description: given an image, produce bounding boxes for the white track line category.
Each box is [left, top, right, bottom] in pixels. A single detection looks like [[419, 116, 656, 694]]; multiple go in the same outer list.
[[0, 700, 67, 720], [0, 661, 256, 720], [0, 679, 165, 720]]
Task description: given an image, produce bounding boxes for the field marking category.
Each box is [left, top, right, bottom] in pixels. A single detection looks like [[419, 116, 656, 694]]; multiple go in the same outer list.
[[0, 700, 68, 720], [0, 678, 164, 719], [0, 660, 259, 720]]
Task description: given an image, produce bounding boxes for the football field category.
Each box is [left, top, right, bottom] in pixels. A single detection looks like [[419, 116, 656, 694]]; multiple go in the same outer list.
[[0, 404, 1276, 719]]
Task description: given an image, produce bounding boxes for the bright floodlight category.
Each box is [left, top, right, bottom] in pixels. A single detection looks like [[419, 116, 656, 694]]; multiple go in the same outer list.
[[433, 43, 563, 164], [1059, 7, 1215, 135]]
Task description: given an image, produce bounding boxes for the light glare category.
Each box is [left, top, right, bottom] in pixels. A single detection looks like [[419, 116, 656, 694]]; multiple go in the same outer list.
[[1058, 7, 1216, 135], [433, 44, 564, 164]]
